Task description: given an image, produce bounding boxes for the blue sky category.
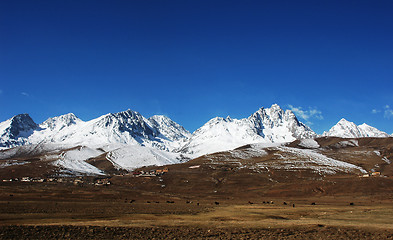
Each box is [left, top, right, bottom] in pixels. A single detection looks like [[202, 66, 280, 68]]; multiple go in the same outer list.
[[1, 0, 393, 134]]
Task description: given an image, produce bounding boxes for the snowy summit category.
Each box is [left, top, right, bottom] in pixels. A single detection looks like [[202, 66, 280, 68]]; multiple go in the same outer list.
[[323, 118, 390, 138], [179, 104, 317, 156]]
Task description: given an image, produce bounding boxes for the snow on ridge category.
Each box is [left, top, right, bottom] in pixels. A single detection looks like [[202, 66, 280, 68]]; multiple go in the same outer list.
[[382, 157, 391, 164], [229, 144, 268, 159], [53, 146, 105, 175], [256, 146, 367, 175], [105, 145, 181, 171], [374, 150, 391, 164], [0, 160, 30, 168]]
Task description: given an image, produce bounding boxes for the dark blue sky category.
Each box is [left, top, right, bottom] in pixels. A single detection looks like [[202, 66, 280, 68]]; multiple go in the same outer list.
[[1, 0, 393, 134]]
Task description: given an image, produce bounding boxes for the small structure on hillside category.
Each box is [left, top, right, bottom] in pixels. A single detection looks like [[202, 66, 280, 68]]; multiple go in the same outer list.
[[133, 168, 168, 177]]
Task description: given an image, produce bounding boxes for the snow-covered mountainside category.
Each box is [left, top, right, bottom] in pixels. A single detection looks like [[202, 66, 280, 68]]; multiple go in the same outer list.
[[323, 118, 390, 138], [0, 114, 38, 149], [358, 123, 390, 137], [179, 104, 317, 157], [0, 110, 190, 151], [105, 144, 182, 171], [51, 144, 182, 175], [148, 115, 191, 148]]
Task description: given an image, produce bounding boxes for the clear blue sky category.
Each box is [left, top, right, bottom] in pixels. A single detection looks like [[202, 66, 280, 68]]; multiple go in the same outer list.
[[1, 0, 393, 134]]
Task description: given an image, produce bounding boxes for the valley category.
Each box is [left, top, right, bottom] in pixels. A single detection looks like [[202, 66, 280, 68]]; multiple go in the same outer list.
[[1, 105, 393, 239]]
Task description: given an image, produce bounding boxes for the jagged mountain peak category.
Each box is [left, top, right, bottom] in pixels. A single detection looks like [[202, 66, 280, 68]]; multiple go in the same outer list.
[[93, 109, 155, 138], [101, 109, 143, 121], [41, 113, 82, 130], [337, 118, 353, 125], [3, 114, 38, 136], [249, 104, 295, 124], [0, 108, 192, 151], [180, 104, 317, 157], [96, 109, 147, 126], [252, 103, 282, 114], [248, 104, 315, 139], [11, 113, 36, 125], [0, 113, 38, 149]]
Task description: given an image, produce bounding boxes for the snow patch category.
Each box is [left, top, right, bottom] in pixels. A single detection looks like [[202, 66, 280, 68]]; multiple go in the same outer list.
[[105, 145, 182, 171], [53, 146, 105, 175], [256, 146, 367, 175], [229, 145, 268, 159], [382, 157, 391, 164], [0, 160, 29, 168], [298, 139, 320, 149]]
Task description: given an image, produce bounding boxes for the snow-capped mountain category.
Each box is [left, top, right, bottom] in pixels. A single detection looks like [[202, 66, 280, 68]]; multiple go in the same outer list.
[[322, 118, 390, 138], [249, 104, 316, 141], [2, 105, 392, 176], [0, 109, 192, 174], [40, 113, 82, 131], [0, 114, 38, 149], [1, 110, 190, 151], [179, 104, 317, 157]]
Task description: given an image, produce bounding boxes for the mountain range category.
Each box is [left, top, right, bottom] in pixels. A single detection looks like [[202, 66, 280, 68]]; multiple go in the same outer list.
[[1, 104, 391, 174], [1, 104, 391, 154], [0, 110, 190, 151]]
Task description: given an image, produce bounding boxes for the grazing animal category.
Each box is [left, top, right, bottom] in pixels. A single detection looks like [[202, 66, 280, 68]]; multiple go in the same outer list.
[[311, 202, 316, 205], [283, 202, 287, 205], [248, 201, 254, 204], [349, 202, 354, 206], [292, 204, 295, 208], [214, 201, 220, 205], [166, 201, 175, 204], [130, 200, 135, 203], [197, 203, 200, 206]]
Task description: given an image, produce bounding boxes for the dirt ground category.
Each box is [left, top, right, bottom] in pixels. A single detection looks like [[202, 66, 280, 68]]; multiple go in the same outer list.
[[1, 225, 393, 240], [1, 181, 393, 239]]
